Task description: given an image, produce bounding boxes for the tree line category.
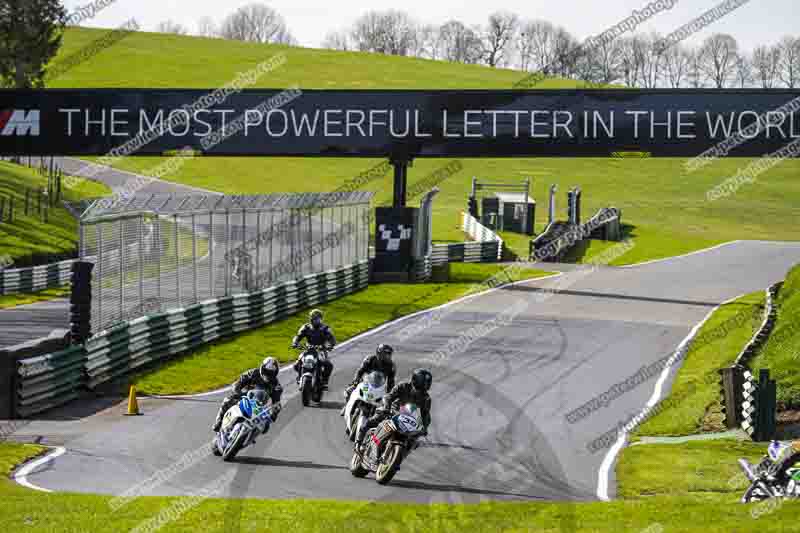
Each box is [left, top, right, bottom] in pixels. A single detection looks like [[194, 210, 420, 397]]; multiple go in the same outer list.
[[167, 5, 800, 89]]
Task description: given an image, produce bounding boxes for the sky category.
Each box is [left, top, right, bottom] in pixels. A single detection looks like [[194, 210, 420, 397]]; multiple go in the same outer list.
[[62, 0, 798, 53]]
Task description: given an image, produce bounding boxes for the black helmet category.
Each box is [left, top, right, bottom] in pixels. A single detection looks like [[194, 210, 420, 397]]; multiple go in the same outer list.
[[309, 309, 323, 327], [376, 343, 393, 363], [260, 357, 279, 381], [411, 369, 432, 392]]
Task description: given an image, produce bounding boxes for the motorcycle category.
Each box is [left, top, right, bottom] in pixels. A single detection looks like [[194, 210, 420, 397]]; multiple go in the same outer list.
[[739, 440, 800, 502], [350, 402, 425, 485], [344, 371, 387, 442], [296, 344, 328, 406], [212, 389, 281, 462]]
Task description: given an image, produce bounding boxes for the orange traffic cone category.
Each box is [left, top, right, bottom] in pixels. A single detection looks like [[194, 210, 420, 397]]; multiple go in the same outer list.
[[125, 385, 141, 416]]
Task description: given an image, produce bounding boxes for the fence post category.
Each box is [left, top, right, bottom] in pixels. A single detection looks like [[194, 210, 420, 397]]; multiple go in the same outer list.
[[720, 366, 744, 429], [8, 198, 12, 223], [192, 213, 198, 302], [174, 215, 181, 305], [24, 189, 29, 216], [756, 369, 777, 441], [208, 212, 213, 298]]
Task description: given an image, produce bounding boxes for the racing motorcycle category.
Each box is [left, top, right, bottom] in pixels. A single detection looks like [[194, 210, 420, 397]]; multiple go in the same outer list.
[[296, 344, 328, 407], [739, 440, 800, 502], [344, 371, 387, 441], [350, 402, 425, 485], [212, 389, 281, 462]]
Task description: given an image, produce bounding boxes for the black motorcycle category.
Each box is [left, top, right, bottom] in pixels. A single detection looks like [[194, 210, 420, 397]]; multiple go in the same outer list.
[[296, 344, 327, 407]]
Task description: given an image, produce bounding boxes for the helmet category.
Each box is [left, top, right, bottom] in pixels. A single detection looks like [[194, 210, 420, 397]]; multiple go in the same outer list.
[[411, 369, 432, 392], [259, 357, 279, 381], [309, 309, 323, 327], [376, 343, 393, 364]]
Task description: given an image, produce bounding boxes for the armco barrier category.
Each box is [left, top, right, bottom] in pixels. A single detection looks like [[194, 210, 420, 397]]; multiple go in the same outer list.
[[13, 261, 369, 417], [461, 211, 503, 260], [0, 259, 76, 295], [719, 281, 781, 439]]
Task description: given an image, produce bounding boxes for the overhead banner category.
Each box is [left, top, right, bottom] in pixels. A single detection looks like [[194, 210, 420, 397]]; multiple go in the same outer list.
[[1, 89, 799, 158]]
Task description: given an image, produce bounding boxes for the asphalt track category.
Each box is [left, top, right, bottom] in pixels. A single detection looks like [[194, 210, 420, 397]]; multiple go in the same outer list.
[[9, 240, 800, 503]]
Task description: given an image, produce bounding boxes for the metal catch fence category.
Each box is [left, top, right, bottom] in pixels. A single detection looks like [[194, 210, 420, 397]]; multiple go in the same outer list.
[[79, 192, 372, 333]]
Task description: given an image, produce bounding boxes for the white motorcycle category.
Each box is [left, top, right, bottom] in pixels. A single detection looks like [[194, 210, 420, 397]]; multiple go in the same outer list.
[[344, 371, 387, 442], [212, 389, 281, 462]]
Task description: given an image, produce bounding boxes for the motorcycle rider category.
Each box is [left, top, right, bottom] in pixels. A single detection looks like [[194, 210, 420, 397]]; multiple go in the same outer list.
[[292, 309, 336, 389], [354, 368, 432, 451], [340, 343, 396, 416], [212, 357, 283, 433]]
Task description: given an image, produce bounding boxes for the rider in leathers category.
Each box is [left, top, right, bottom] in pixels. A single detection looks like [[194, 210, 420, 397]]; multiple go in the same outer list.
[[292, 309, 336, 388], [355, 369, 432, 450], [212, 357, 283, 432], [340, 344, 396, 415]]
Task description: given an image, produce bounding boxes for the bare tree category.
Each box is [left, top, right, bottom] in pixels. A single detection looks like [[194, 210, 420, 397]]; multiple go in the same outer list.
[[438, 20, 482, 64], [734, 53, 753, 88], [617, 37, 640, 87], [322, 30, 350, 51], [350, 10, 416, 56], [752, 44, 781, 88], [777, 36, 800, 88], [517, 20, 559, 72], [413, 24, 442, 59], [220, 4, 294, 44], [480, 11, 518, 67], [698, 33, 739, 88], [662, 43, 691, 88], [196, 16, 217, 38], [156, 20, 188, 35], [686, 47, 705, 88]]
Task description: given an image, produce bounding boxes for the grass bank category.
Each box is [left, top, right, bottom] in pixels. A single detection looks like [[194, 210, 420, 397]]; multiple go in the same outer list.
[[0, 161, 110, 266], [53, 28, 800, 264], [751, 264, 800, 408], [633, 291, 766, 437]]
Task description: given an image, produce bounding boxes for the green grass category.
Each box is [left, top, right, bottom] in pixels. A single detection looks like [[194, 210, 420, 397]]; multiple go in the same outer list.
[[617, 439, 760, 499], [130, 263, 553, 395], [633, 291, 766, 437], [48, 27, 580, 90], [0, 161, 111, 266], [3, 436, 799, 532], [751, 264, 800, 408], [48, 27, 799, 264], [0, 286, 70, 309]]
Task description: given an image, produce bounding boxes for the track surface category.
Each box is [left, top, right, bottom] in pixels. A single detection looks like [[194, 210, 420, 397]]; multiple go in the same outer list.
[[10, 240, 800, 503]]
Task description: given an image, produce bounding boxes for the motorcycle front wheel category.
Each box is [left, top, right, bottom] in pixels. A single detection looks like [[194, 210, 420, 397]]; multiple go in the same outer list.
[[301, 377, 312, 407], [375, 444, 402, 485], [222, 424, 248, 462], [348, 409, 361, 441], [350, 450, 368, 478]]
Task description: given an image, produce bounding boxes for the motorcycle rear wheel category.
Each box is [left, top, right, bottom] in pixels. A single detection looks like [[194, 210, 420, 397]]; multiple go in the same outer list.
[[350, 451, 368, 478], [376, 444, 402, 485], [222, 425, 247, 462]]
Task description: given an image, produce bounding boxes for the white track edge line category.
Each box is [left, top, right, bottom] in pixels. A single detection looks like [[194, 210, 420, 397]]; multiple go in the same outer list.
[[13, 446, 66, 492], [595, 290, 749, 501], [616, 240, 742, 269]]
